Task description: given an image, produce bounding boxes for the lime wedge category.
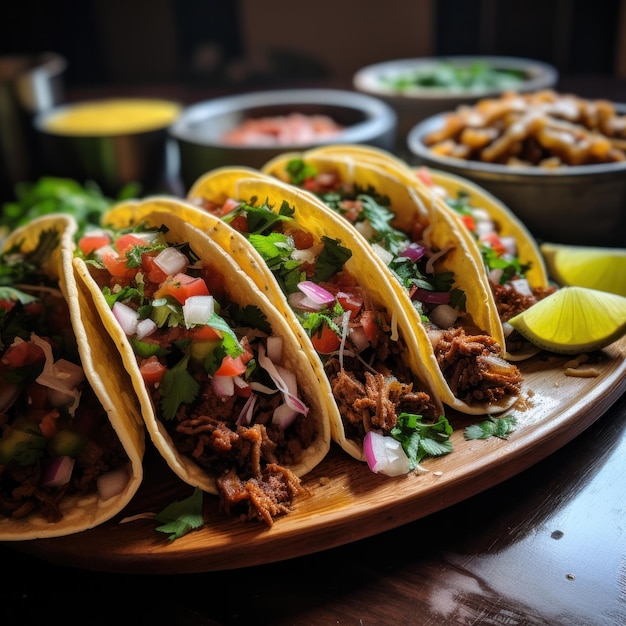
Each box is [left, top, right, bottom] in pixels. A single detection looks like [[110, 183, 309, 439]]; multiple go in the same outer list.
[[540, 242, 626, 297], [508, 286, 626, 354]]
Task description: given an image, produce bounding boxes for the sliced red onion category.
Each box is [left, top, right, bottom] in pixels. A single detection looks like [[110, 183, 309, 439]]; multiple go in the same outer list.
[[97, 467, 129, 501], [257, 344, 309, 423], [236, 393, 257, 426], [41, 455, 75, 488], [412, 288, 450, 305], [154, 246, 188, 275], [32, 336, 83, 415], [429, 304, 459, 330], [349, 325, 370, 353], [112, 301, 139, 336], [298, 281, 335, 306], [272, 403, 299, 429], [400, 242, 426, 262], [183, 295, 215, 328], [363, 431, 410, 476], [212, 374, 235, 397], [288, 291, 326, 312]]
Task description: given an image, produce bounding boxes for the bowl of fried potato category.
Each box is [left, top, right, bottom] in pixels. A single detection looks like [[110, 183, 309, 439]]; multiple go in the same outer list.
[[353, 56, 558, 156], [406, 90, 626, 247]]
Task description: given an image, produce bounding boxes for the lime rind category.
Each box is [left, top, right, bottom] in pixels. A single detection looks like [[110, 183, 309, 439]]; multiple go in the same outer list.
[[508, 286, 626, 354]]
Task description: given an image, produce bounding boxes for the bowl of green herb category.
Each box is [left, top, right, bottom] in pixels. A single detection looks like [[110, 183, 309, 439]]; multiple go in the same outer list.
[[353, 56, 558, 156]]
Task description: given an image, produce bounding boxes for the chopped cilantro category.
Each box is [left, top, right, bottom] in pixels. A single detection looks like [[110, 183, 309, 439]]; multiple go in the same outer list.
[[464, 415, 517, 440], [159, 354, 201, 421], [154, 487, 205, 541]]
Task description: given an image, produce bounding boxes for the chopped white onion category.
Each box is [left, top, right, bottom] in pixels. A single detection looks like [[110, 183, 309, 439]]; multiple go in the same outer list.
[[212, 374, 235, 397], [429, 304, 459, 330], [97, 467, 129, 501], [372, 242, 394, 266], [363, 431, 410, 476], [112, 301, 139, 336], [154, 246, 188, 275], [511, 278, 533, 297], [349, 325, 370, 353], [355, 220, 375, 241], [136, 317, 157, 340], [272, 403, 299, 429], [183, 295, 215, 328], [499, 236, 518, 257]]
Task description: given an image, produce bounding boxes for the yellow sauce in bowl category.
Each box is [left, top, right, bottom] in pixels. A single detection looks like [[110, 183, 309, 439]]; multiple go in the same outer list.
[[43, 98, 181, 136]]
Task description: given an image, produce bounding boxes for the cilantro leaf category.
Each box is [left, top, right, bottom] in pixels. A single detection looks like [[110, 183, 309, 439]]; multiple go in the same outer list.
[[464, 415, 517, 440], [154, 487, 205, 541], [390, 413, 453, 470], [159, 354, 200, 420]]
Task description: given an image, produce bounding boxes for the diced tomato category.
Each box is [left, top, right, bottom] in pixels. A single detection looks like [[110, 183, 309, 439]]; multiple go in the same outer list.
[[0, 299, 15, 312], [220, 197, 241, 216], [234, 380, 252, 398], [139, 356, 167, 385], [154, 273, 210, 304], [141, 251, 169, 285], [115, 233, 150, 255], [78, 233, 112, 256], [411, 220, 427, 242], [359, 310, 380, 342], [100, 246, 138, 279], [25, 382, 49, 409], [480, 231, 507, 256], [39, 410, 60, 439], [191, 325, 221, 341], [228, 214, 249, 233], [291, 228, 314, 250], [336, 291, 363, 318], [460, 214, 476, 232], [415, 167, 434, 187], [2, 340, 44, 369], [200, 266, 226, 302], [214, 355, 248, 377], [310, 324, 341, 354]]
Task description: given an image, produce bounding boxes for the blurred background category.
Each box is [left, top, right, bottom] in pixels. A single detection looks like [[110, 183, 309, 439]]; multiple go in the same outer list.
[[1, 0, 624, 97]]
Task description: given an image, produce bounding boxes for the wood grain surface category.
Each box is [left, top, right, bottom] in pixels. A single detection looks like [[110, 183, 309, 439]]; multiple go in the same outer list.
[[7, 337, 626, 575]]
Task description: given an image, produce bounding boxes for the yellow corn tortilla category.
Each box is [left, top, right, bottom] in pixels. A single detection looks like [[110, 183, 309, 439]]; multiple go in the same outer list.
[[0, 215, 144, 540], [261, 153, 520, 414], [184, 169, 449, 459], [75, 202, 331, 492]]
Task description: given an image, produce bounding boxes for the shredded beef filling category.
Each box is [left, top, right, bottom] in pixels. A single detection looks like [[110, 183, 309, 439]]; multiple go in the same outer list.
[[151, 370, 317, 526], [434, 327, 522, 405]]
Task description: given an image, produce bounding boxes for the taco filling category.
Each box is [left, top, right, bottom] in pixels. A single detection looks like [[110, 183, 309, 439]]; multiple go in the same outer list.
[[192, 193, 448, 465], [280, 159, 522, 407], [415, 167, 557, 354], [0, 230, 131, 526], [76, 224, 317, 524]]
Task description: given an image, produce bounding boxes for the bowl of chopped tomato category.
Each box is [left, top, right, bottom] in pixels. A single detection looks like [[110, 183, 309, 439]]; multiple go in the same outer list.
[[169, 89, 397, 191]]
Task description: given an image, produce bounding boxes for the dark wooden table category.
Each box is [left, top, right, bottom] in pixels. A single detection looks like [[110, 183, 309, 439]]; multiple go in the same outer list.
[[3, 388, 624, 626]]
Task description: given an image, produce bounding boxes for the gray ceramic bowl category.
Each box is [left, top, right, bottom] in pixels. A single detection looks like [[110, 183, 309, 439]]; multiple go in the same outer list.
[[169, 89, 397, 191], [353, 56, 558, 156], [406, 110, 626, 247]]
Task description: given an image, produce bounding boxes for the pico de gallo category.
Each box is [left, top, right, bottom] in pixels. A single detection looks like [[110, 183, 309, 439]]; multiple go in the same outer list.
[[0, 228, 130, 525], [191, 193, 453, 476], [76, 223, 316, 522], [279, 158, 523, 407]]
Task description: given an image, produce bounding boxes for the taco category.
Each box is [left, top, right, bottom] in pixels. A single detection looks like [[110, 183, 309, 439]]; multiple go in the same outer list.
[[184, 169, 451, 474], [300, 145, 556, 359], [73, 201, 331, 525], [0, 215, 144, 540], [261, 150, 522, 414]]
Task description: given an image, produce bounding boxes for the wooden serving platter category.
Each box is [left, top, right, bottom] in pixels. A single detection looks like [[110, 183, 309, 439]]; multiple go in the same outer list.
[[7, 338, 626, 574]]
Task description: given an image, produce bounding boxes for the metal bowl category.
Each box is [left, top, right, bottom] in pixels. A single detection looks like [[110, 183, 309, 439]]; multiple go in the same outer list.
[[169, 89, 397, 191], [406, 111, 626, 247], [353, 56, 558, 156], [33, 98, 181, 197]]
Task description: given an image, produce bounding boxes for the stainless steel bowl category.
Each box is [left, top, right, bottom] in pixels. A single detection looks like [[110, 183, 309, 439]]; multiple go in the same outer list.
[[169, 89, 397, 191], [407, 111, 626, 247], [353, 56, 558, 157]]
